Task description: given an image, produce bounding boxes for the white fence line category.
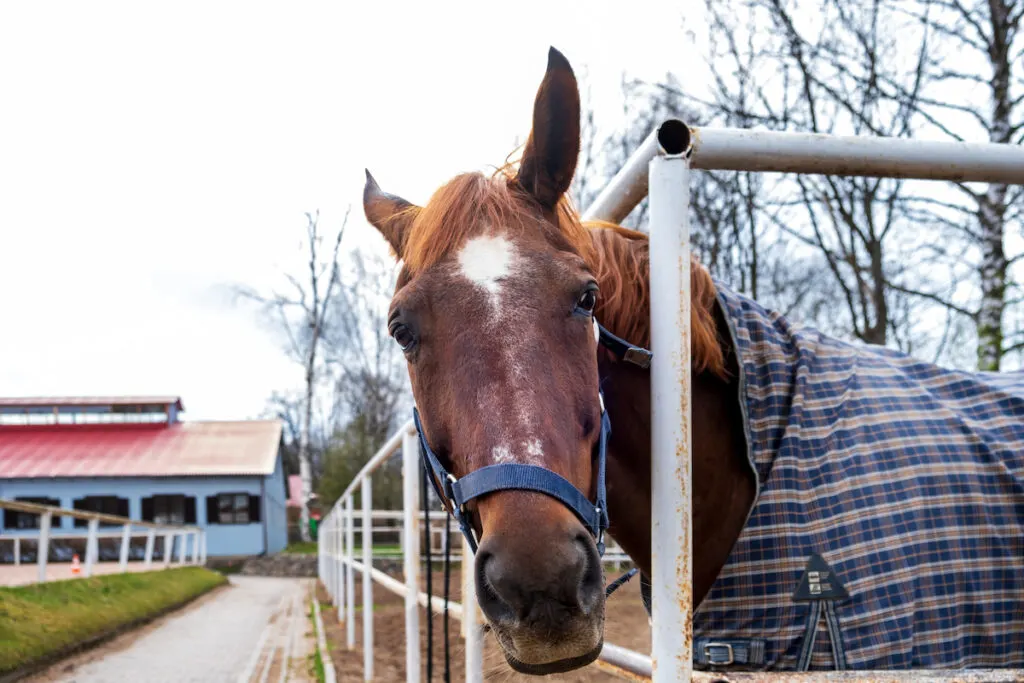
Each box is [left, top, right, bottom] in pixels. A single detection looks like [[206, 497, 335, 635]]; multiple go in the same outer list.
[[318, 121, 1024, 682], [0, 498, 205, 582]]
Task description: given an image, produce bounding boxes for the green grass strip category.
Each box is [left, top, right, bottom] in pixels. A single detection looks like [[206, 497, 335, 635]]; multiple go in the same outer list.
[[0, 567, 227, 675]]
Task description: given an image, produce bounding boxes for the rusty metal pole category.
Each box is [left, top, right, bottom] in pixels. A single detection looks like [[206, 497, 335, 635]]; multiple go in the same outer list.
[[648, 119, 693, 681]]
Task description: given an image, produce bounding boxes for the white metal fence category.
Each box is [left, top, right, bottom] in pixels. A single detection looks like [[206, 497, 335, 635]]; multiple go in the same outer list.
[[0, 498, 206, 582], [318, 121, 1024, 682]]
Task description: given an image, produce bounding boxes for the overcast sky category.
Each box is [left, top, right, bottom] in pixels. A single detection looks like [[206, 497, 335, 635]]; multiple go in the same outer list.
[[0, 2, 706, 420]]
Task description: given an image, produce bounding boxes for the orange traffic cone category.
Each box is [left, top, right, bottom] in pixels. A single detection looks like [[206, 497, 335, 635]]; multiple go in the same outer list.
[[70, 554, 81, 576]]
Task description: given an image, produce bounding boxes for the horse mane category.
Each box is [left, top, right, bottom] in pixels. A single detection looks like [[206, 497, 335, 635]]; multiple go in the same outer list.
[[587, 223, 727, 379], [402, 170, 595, 273], [401, 159, 725, 378]]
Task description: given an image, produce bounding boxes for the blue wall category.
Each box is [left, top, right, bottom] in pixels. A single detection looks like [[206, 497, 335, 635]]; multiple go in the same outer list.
[[263, 453, 288, 554], [0, 453, 288, 558]]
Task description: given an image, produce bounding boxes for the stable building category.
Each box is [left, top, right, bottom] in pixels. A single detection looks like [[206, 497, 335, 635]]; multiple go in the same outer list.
[[0, 396, 287, 557]]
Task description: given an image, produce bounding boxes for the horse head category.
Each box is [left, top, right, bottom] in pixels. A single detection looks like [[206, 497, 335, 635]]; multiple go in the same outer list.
[[364, 48, 609, 674]]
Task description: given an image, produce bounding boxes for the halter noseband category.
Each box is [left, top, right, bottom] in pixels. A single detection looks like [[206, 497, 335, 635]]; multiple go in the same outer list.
[[413, 321, 652, 558]]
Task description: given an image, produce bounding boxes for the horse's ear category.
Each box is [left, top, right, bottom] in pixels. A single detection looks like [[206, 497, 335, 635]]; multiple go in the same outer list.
[[516, 47, 581, 209], [363, 169, 419, 257]]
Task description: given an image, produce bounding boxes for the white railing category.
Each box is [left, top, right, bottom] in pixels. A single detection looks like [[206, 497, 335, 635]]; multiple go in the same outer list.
[[0, 498, 206, 582], [319, 121, 1024, 682]]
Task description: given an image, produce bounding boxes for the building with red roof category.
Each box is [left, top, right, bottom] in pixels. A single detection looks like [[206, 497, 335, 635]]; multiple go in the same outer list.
[[0, 396, 287, 557]]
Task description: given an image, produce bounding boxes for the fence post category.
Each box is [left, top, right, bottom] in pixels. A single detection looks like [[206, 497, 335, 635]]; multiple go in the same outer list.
[[362, 478, 373, 681], [320, 521, 329, 602], [401, 431, 422, 683], [119, 523, 131, 572], [177, 532, 187, 566], [342, 516, 350, 622], [648, 121, 693, 682], [37, 511, 52, 583], [345, 495, 355, 648], [85, 518, 99, 578], [462, 534, 483, 683], [144, 528, 155, 568], [163, 532, 172, 568], [191, 531, 200, 564], [14, 537, 20, 566], [200, 531, 207, 565]]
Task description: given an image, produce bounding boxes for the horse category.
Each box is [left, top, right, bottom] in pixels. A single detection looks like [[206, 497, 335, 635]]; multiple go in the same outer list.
[[362, 47, 1024, 674]]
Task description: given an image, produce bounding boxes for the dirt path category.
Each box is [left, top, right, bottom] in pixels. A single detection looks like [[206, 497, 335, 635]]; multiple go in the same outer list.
[[26, 576, 318, 683]]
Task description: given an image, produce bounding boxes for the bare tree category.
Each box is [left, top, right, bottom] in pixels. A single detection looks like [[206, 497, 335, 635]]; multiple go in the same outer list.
[[882, 0, 1024, 369], [238, 209, 348, 541], [318, 250, 409, 509], [651, 0, 946, 356]]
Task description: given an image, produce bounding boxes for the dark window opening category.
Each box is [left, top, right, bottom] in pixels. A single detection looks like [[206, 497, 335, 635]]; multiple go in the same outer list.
[[73, 496, 129, 527], [140, 495, 195, 525], [206, 493, 260, 524], [3, 497, 61, 530]]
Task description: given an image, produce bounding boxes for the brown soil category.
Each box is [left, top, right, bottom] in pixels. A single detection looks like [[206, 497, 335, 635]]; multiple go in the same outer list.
[[317, 566, 651, 682]]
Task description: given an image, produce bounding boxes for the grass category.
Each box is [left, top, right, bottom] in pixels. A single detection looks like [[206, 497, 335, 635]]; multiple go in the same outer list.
[[286, 541, 402, 555], [307, 596, 327, 683], [0, 567, 227, 675], [284, 541, 318, 555]]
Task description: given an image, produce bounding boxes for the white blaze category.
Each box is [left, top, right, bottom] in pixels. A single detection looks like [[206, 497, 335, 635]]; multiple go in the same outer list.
[[457, 234, 514, 309], [457, 234, 546, 465]]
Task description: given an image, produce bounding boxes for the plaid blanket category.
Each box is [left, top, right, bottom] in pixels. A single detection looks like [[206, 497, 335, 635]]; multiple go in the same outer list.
[[690, 282, 1024, 671]]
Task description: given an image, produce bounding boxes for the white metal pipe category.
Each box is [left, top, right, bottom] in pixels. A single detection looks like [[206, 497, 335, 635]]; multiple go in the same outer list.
[[599, 643, 652, 678], [144, 529, 155, 568], [177, 532, 187, 566], [200, 531, 207, 565], [401, 432, 422, 683], [648, 133, 693, 681], [345, 496, 356, 648], [690, 125, 1024, 184], [582, 128, 660, 225], [37, 511, 51, 583], [348, 558, 466, 621], [85, 518, 99, 578], [191, 531, 200, 564], [361, 478, 374, 681], [581, 122, 1024, 231], [340, 420, 415, 501], [14, 537, 20, 566], [118, 524, 131, 571], [462, 534, 483, 683]]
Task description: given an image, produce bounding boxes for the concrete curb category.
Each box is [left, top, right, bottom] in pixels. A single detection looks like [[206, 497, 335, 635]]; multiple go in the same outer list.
[[310, 585, 337, 683]]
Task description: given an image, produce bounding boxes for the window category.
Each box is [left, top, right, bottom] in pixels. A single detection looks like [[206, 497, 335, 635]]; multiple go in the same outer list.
[[3, 497, 60, 530], [73, 496, 129, 527], [141, 495, 196, 525], [207, 493, 260, 525]]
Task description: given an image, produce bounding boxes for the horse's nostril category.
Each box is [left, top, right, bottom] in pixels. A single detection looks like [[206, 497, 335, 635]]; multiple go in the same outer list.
[[475, 549, 517, 625], [475, 532, 605, 628], [575, 533, 604, 615]]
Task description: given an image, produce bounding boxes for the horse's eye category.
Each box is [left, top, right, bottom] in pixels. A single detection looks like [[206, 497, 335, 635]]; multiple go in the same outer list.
[[576, 288, 598, 314], [390, 323, 416, 351]]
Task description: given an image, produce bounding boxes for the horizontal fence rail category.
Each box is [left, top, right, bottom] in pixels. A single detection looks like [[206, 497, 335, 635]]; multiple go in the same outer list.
[[0, 498, 205, 582]]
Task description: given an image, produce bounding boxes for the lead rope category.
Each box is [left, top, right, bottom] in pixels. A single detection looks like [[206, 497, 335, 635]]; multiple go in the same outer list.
[[442, 509, 452, 682], [605, 567, 639, 597], [422, 465, 433, 682]]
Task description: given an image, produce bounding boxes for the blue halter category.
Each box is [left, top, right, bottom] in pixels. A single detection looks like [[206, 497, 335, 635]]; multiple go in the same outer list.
[[413, 321, 652, 559]]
